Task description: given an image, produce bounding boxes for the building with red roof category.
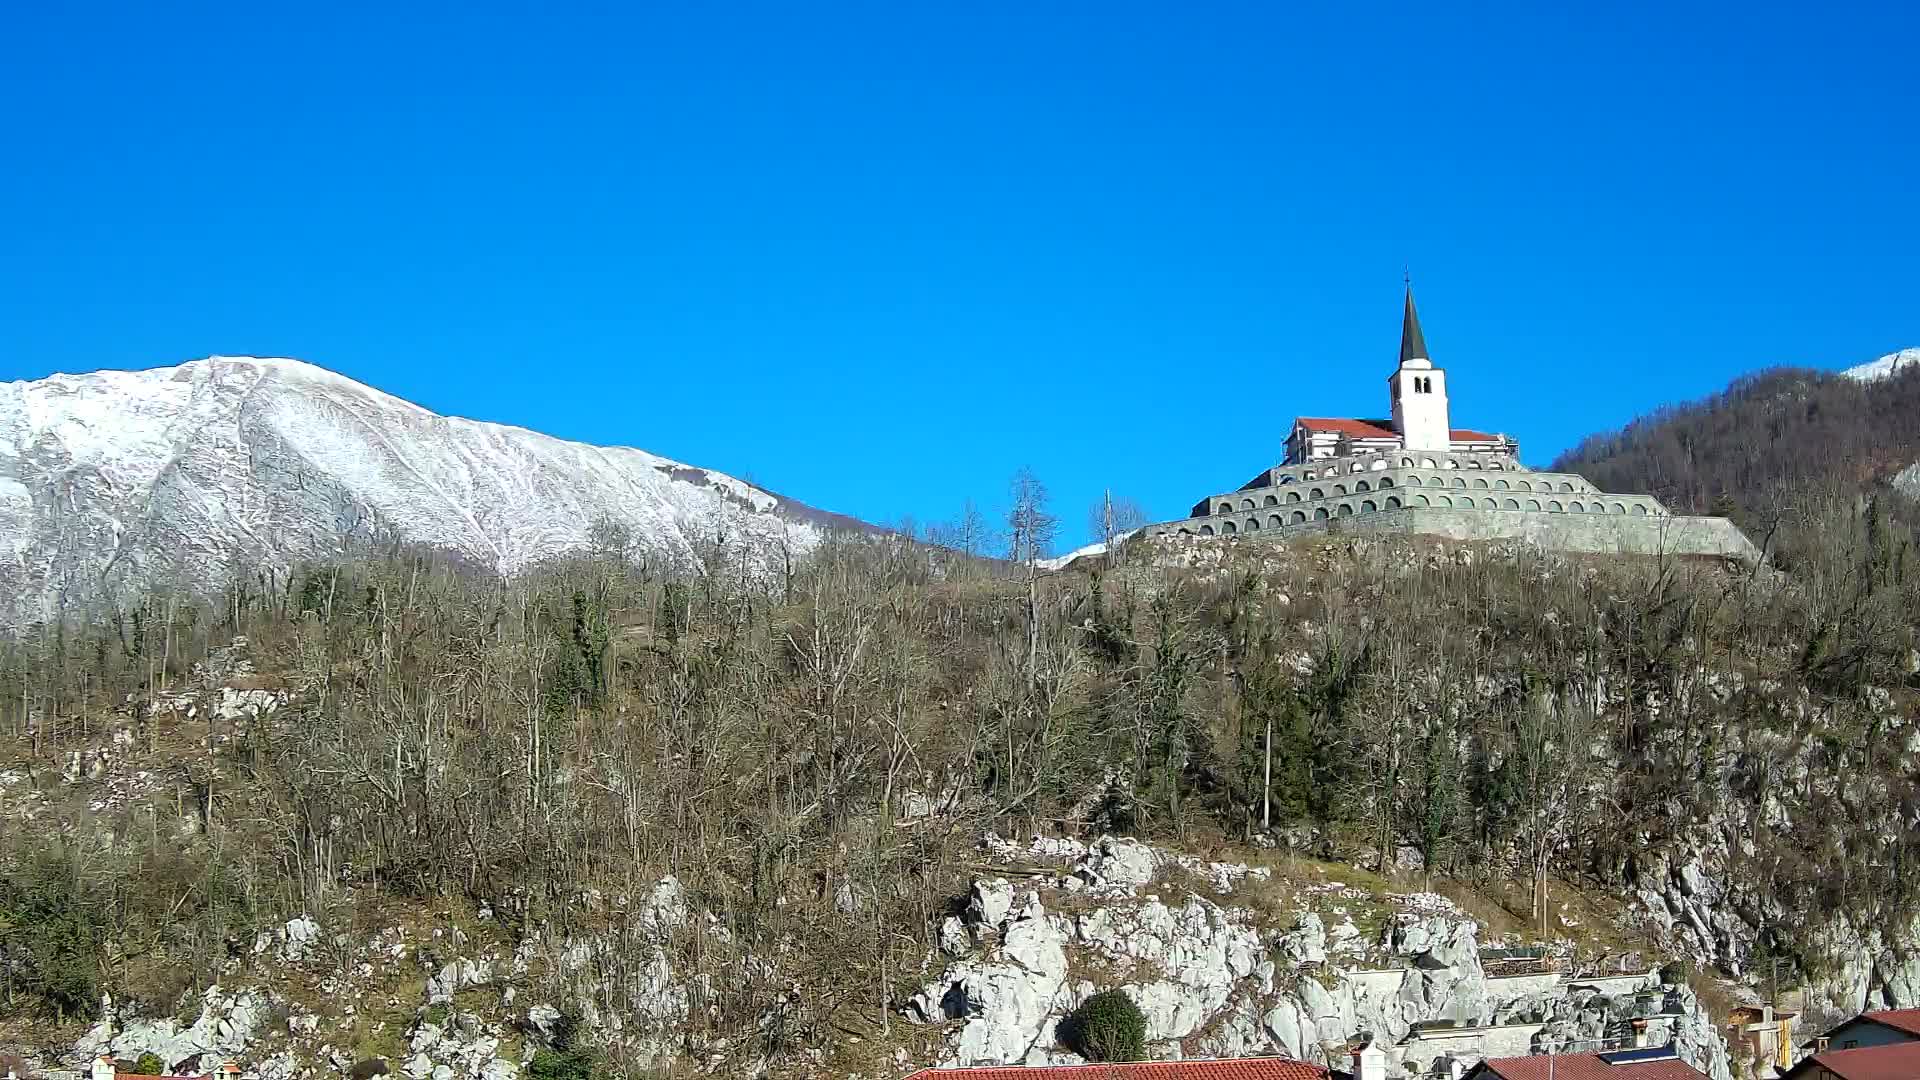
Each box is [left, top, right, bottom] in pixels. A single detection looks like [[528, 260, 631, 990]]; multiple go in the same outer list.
[[1465, 1049, 1709, 1080], [1815, 1009, 1920, 1050], [901, 1058, 1328, 1080], [1781, 1040, 1920, 1080], [1131, 285, 1757, 562]]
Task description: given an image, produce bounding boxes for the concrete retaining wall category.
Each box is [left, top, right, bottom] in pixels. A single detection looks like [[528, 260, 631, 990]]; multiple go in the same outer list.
[[1142, 507, 1758, 562]]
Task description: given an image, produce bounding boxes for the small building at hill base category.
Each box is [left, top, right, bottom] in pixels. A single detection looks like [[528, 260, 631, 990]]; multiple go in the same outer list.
[[1139, 289, 1757, 562]]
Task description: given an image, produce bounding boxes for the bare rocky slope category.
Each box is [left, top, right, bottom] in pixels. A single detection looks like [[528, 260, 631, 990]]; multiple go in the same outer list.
[[0, 357, 853, 628]]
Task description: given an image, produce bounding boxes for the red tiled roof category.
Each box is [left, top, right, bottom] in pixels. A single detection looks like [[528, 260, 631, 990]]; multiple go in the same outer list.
[[1862, 1009, 1920, 1037], [1450, 428, 1500, 442], [1790, 1042, 1920, 1080], [1476, 1054, 1707, 1080], [1295, 417, 1399, 439], [903, 1058, 1327, 1080]]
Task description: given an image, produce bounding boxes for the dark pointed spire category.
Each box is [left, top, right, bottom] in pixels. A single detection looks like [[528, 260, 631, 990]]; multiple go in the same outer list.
[[1399, 284, 1429, 365]]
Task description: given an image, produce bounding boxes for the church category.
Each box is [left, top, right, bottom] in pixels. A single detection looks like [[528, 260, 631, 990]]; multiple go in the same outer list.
[[1138, 288, 1758, 560]]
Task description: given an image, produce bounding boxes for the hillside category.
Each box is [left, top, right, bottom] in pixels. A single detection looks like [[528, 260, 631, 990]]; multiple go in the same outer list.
[[1, 497, 1915, 1079], [0, 357, 860, 629], [1551, 353, 1920, 550]]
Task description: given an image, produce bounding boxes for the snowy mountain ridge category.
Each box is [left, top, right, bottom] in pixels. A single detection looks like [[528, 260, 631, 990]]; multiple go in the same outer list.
[[1842, 347, 1920, 381], [0, 356, 838, 626]]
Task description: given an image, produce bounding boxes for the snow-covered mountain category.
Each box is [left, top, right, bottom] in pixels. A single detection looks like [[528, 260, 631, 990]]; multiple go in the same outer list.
[[0, 356, 848, 626], [1842, 347, 1920, 381]]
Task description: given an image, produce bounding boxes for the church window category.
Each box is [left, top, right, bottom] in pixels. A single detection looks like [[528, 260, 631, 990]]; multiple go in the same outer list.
[[1223, 520, 1238, 534], [1503, 499, 1519, 510], [1361, 500, 1376, 513], [1526, 499, 1541, 511], [1385, 496, 1401, 509], [1314, 507, 1329, 520], [1379, 476, 1394, 488], [1473, 478, 1489, 489], [1264, 495, 1278, 507], [1291, 511, 1307, 524], [1495, 479, 1510, 490], [1200, 524, 1215, 535], [1355, 480, 1371, 493], [1549, 501, 1563, 512]]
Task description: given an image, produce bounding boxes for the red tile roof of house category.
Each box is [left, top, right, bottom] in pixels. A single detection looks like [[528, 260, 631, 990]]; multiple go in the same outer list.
[[1474, 1054, 1707, 1080], [1788, 1042, 1920, 1080], [902, 1058, 1328, 1080], [1860, 1009, 1920, 1037], [1294, 418, 1503, 444]]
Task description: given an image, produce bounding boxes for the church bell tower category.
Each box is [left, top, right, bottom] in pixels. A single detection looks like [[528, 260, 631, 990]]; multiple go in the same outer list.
[[1388, 285, 1452, 452]]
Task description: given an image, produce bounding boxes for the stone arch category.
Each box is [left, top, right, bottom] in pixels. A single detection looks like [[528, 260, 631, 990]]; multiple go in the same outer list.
[[1559, 482, 1574, 492], [1526, 499, 1541, 511], [1468, 459, 1483, 470], [1355, 480, 1371, 493], [1200, 524, 1215, 535], [1351, 463, 1365, 474], [1385, 496, 1402, 509], [1445, 458, 1460, 469], [1611, 503, 1627, 514], [1570, 502, 1585, 513], [1415, 494, 1431, 506], [1437, 495, 1454, 507], [1246, 518, 1261, 531], [1407, 475, 1423, 487], [1286, 490, 1302, 503], [1380, 476, 1395, 488], [1311, 488, 1325, 500], [1472, 477, 1488, 489], [1516, 480, 1532, 491], [1313, 507, 1329, 521], [1481, 497, 1498, 509], [1333, 483, 1348, 496], [1269, 514, 1285, 528], [1632, 504, 1648, 515], [1241, 498, 1255, 511], [1495, 479, 1510, 490], [1420, 457, 1438, 469], [1264, 494, 1278, 506], [1223, 520, 1239, 533], [1503, 498, 1519, 510], [1452, 477, 1468, 489], [1548, 500, 1563, 512], [1370, 458, 1388, 471], [1361, 500, 1377, 513], [1177, 528, 1193, 537], [1290, 510, 1307, 524], [1217, 502, 1233, 515], [1400, 456, 1414, 467], [1337, 503, 1355, 517]]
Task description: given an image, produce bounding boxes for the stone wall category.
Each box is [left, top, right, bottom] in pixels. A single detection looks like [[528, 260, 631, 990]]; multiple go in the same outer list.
[[1142, 507, 1758, 562]]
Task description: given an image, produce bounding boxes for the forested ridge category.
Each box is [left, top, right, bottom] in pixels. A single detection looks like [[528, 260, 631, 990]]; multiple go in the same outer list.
[[0, 393, 1916, 1075]]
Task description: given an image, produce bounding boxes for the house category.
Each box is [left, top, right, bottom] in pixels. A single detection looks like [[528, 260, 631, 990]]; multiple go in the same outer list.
[[1779, 1041, 1920, 1080], [900, 1057, 1328, 1080], [1809, 1011, 1920, 1053], [1727, 1006, 1799, 1072], [1465, 1048, 1710, 1080]]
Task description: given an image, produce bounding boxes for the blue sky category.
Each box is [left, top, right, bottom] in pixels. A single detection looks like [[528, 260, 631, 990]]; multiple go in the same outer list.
[[3, 3, 1915, 550]]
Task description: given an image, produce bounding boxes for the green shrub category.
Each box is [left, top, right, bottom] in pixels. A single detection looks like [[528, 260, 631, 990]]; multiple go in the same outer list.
[[1062, 990, 1147, 1063], [527, 1049, 595, 1080], [135, 1054, 165, 1075]]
